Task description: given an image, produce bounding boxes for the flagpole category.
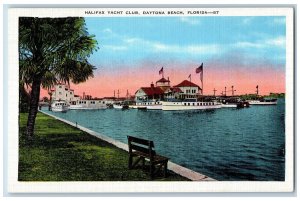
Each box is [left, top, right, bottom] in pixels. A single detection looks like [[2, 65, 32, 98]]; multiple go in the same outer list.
[[190, 74, 191, 99], [202, 68, 203, 95]]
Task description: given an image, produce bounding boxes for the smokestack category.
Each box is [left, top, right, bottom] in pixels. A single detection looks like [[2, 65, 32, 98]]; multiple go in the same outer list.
[[150, 82, 154, 88]]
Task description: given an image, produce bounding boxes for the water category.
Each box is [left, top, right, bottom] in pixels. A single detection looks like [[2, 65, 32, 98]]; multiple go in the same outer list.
[[42, 98, 285, 181]]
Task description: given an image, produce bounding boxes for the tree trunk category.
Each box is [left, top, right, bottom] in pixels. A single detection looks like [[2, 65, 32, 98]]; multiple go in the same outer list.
[[26, 78, 42, 140]]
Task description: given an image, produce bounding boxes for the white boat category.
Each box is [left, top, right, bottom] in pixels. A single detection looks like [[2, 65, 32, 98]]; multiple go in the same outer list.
[[113, 104, 129, 109], [113, 104, 123, 109], [69, 100, 107, 110], [221, 103, 237, 108], [133, 100, 162, 110], [248, 98, 277, 105], [161, 99, 222, 111], [51, 101, 69, 112]]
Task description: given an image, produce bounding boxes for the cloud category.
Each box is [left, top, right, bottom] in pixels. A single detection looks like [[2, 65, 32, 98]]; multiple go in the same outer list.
[[273, 17, 286, 25], [179, 17, 200, 25], [101, 28, 121, 39], [123, 37, 221, 55], [234, 36, 285, 49], [242, 17, 255, 25], [102, 45, 127, 51], [234, 42, 264, 49], [265, 36, 285, 48], [102, 28, 113, 34]]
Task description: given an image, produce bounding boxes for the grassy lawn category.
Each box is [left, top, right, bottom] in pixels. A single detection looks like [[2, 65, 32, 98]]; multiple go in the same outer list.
[[19, 112, 188, 181]]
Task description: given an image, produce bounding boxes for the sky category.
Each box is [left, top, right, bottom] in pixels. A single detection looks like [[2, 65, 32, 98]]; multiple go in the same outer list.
[[41, 16, 286, 98]]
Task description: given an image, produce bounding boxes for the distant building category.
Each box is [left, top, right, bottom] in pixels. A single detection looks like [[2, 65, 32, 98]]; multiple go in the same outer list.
[[135, 83, 165, 101], [51, 83, 80, 103], [156, 77, 171, 89], [173, 80, 201, 99], [135, 77, 201, 101]]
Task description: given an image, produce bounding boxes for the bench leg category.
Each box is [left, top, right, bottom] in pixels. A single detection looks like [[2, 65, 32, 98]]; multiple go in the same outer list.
[[128, 155, 133, 169], [150, 163, 154, 180], [164, 161, 168, 178], [142, 158, 145, 167]]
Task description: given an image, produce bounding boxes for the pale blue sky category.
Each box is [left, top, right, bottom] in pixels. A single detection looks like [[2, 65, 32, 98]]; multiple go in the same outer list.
[[85, 16, 286, 69]]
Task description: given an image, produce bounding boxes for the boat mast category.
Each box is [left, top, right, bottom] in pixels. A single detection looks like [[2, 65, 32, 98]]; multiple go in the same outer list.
[[231, 85, 236, 96], [256, 85, 259, 96], [213, 88, 217, 96]]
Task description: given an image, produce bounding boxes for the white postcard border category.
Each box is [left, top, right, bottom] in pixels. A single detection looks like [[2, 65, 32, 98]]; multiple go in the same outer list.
[[7, 7, 294, 193]]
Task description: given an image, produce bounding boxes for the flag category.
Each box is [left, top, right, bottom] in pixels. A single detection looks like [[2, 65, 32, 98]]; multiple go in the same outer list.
[[196, 63, 204, 82], [188, 74, 191, 79], [159, 67, 163, 75], [196, 63, 203, 74]]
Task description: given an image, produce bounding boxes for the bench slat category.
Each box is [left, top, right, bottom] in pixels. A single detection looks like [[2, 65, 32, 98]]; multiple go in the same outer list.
[[130, 144, 156, 156], [128, 136, 154, 147], [132, 151, 168, 162]]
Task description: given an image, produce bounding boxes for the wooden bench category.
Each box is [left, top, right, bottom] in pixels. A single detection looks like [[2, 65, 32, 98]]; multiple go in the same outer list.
[[127, 135, 169, 179]]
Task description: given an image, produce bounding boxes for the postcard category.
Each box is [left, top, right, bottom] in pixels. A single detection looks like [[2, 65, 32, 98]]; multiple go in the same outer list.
[[6, 7, 294, 193]]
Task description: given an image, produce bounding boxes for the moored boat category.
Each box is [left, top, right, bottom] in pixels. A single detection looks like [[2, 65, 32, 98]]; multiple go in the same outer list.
[[139, 100, 162, 110], [161, 99, 222, 111], [247, 98, 277, 105], [51, 101, 69, 112], [221, 103, 237, 108], [113, 104, 129, 109], [69, 100, 107, 110], [132, 100, 162, 110]]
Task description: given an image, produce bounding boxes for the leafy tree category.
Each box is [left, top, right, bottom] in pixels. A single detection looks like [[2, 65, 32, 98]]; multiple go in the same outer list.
[[19, 17, 98, 140]]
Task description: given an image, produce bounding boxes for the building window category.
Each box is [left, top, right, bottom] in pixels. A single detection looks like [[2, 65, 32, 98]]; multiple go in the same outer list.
[[59, 92, 62, 95], [59, 86, 62, 88]]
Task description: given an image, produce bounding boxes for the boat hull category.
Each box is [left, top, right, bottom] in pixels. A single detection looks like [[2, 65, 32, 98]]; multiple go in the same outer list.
[[113, 105, 123, 109], [146, 104, 162, 110], [221, 104, 237, 108], [113, 104, 129, 109], [161, 101, 222, 111], [51, 107, 69, 112], [248, 100, 277, 105], [134, 101, 162, 110], [69, 105, 106, 109], [51, 101, 69, 112]]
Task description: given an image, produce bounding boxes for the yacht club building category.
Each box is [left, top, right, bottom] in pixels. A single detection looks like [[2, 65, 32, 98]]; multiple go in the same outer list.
[[135, 77, 201, 101]]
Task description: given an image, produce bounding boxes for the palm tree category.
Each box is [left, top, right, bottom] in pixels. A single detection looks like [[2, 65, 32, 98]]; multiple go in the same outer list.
[[19, 17, 98, 140]]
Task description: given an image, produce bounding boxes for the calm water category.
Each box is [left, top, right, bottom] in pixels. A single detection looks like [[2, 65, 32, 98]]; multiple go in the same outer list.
[[42, 99, 285, 181]]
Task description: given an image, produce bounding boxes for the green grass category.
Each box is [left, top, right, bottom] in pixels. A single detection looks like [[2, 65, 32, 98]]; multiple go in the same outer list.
[[19, 112, 188, 181]]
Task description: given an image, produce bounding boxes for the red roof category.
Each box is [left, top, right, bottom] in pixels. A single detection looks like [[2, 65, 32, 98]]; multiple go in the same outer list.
[[156, 77, 170, 83], [141, 87, 164, 96], [174, 80, 201, 89], [170, 87, 183, 93]]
